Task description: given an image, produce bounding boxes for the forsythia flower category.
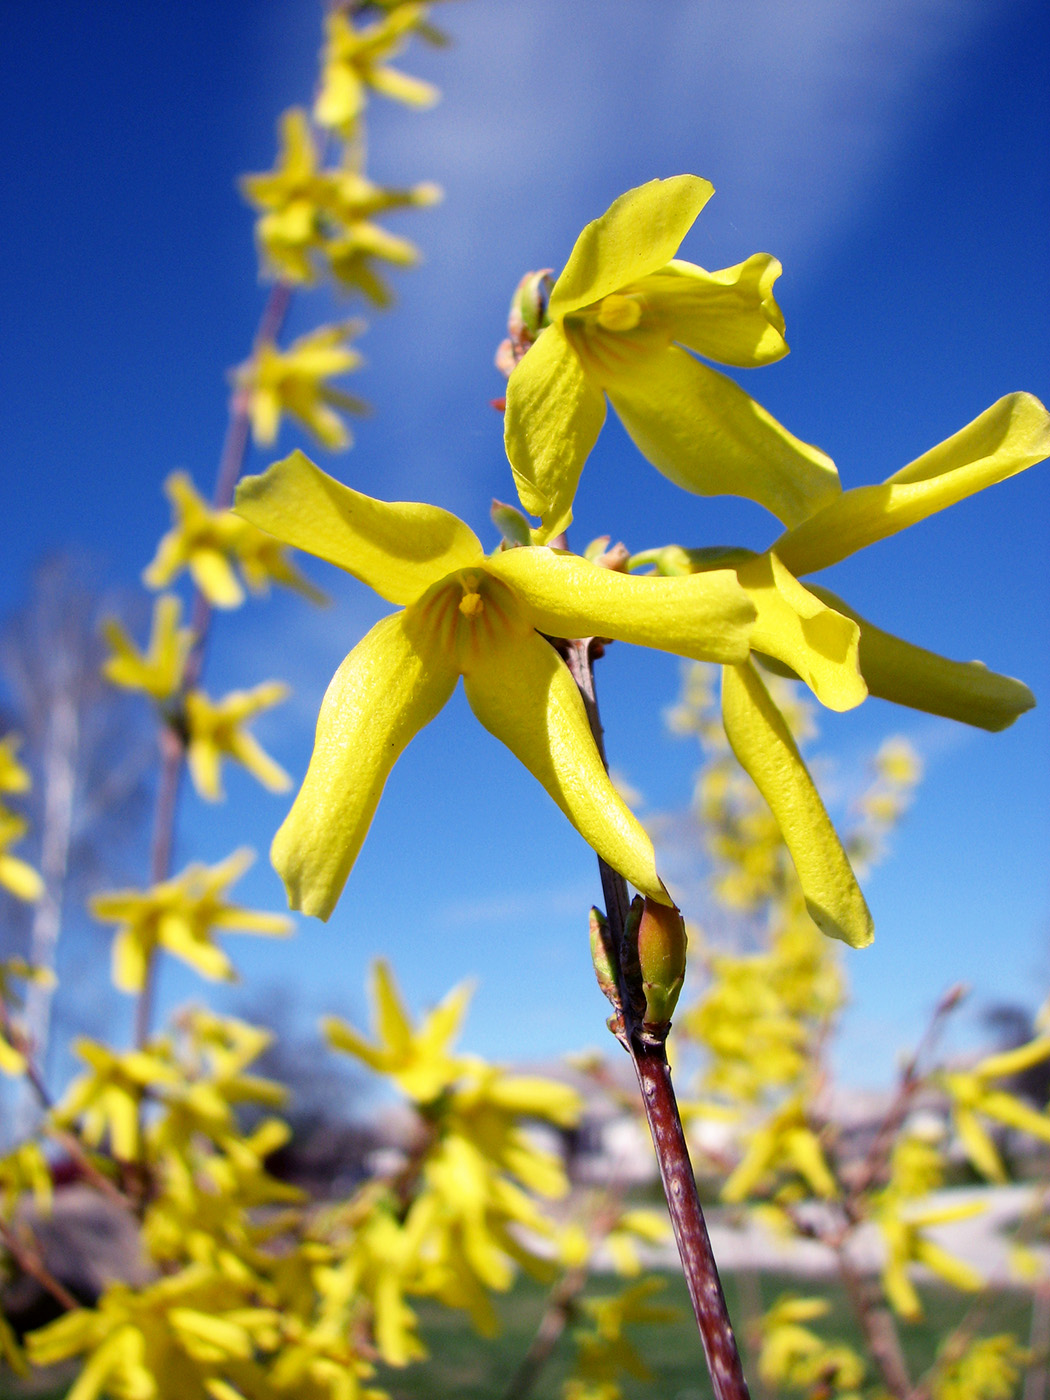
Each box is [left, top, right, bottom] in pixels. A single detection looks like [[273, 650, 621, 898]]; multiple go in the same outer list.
[[314, 5, 439, 136], [564, 1279, 678, 1400], [757, 1295, 866, 1395], [0, 809, 44, 903], [236, 323, 368, 451], [324, 958, 472, 1102], [90, 848, 292, 994], [234, 450, 758, 918], [56, 1038, 183, 1160], [101, 594, 194, 701], [0, 734, 31, 797], [144, 471, 321, 608], [931, 1334, 1030, 1400], [505, 176, 840, 542], [240, 108, 440, 296], [874, 1195, 985, 1320], [721, 1094, 837, 1202], [641, 391, 1048, 946], [184, 683, 292, 802], [940, 1035, 1050, 1182]]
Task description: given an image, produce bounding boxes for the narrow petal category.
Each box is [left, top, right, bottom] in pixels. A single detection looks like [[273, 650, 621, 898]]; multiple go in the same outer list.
[[721, 661, 873, 947], [807, 585, 1035, 732], [485, 548, 754, 663], [637, 254, 788, 367], [736, 553, 866, 712], [461, 628, 669, 903], [775, 393, 1050, 576], [550, 176, 714, 319], [271, 611, 458, 919], [504, 325, 605, 543], [235, 451, 483, 605], [606, 346, 840, 527], [189, 550, 245, 609]]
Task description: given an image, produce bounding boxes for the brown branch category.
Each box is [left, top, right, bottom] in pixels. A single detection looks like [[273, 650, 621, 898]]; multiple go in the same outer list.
[[836, 1245, 914, 1400], [503, 1264, 587, 1400], [560, 635, 750, 1400], [131, 281, 293, 1050], [0, 1218, 79, 1314]]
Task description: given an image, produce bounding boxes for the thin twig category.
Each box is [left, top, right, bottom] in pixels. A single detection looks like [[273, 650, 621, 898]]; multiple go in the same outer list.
[[131, 281, 292, 1050], [560, 635, 751, 1400], [503, 1265, 587, 1400], [0, 1218, 79, 1314], [836, 1244, 913, 1400]]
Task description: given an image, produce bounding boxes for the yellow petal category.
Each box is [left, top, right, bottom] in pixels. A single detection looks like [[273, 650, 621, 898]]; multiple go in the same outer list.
[[462, 628, 669, 903], [721, 661, 873, 947], [605, 345, 840, 527], [0, 855, 44, 903], [636, 253, 788, 367], [272, 611, 458, 919], [189, 549, 245, 609], [504, 324, 606, 543], [806, 585, 1034, 731], [235, 451, 484, 605], [485, 548, 754, 663], [775, 392, 1050, 576], [549, 176, 714, 319], [738, 553, 866, 712], [373, 959, 414, 1055], [369, 64, 440, 109]]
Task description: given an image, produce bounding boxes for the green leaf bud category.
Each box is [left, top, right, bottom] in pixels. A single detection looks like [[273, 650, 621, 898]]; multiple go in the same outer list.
[[589, 906, 620, 1010], [636, 896, 688, 1026]]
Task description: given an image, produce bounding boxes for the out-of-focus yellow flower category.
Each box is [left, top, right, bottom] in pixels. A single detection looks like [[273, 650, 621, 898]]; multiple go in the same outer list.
[[505, 176, 839, 543], [56, 1038, 183, 1161], [564, 1279, 679, 1400], [240, 108, 440, 295], [931, 1334, 1030, 1400], [0, 958, 55, 1077], [722, 1094, 837, 1202], [184, 682, 291, 802], [237, 323, 368, 451], [757, 1294, 866, 1395], [941, 1036, 1050, 1182], [235, 451, 757, 918], [325, 958, 472, 1102], [91, 849, 292, 994], [0, 809, 43, 904], [875, 1195, 985, 1320], [101, 594, 194, 702], [314, 5, 439, 136], [0, 1140, 53, 1217], [0, 734, 31, 798]]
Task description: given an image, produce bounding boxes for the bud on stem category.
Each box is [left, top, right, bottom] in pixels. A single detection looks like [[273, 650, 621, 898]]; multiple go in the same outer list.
[[634, 896, 688, 1027]]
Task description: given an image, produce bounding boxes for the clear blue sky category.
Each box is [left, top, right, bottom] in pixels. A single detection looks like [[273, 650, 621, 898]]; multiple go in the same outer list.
[[2, 0, 1047, 1090]]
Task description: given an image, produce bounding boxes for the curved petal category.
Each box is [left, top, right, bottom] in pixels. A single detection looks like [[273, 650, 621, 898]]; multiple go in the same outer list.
[[721, 661, 873, 948], [235, 451, 484, 605], [807, 585, 1035, 731], [606, 346, 840, 527], [550, 176, 714, 319], [504, 326, 606, 543], [774, 393, 1050, 576], [485, 548, 754, 664], [737, 552, 866, 712], [637, 254, 788, 367], [272, 611, 458, 919], [461, 628, 669, 904]]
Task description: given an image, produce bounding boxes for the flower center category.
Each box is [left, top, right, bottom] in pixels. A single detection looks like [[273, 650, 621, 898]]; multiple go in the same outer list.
[[596, 294, 643, 332]]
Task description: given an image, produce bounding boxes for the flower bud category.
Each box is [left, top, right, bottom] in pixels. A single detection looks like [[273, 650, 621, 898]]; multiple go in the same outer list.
[[635, 897, 687, 1026], [588, 907, 620, 1010]]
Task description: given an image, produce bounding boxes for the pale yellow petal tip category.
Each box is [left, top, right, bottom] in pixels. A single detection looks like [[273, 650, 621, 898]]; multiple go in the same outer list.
[[805, 894, 874, 950]]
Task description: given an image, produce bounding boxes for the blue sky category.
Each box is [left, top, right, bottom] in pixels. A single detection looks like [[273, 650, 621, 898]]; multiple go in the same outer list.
[[2, 0, 1048, 1091]]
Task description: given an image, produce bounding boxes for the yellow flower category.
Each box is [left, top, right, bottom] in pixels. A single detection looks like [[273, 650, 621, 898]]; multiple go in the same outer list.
[[234, 450, 757, 918], [184, 683, 292, 802], [0, 733, 31, 797], [240, 107, 439, 295], [940, 1036, 1050, 1182], [505, 176, 840, 542], [721, 1093, 837, 1202], [56, 1038, 183, 1161], [236, 323, 368, 451], [0, 809, 43, 903], [101, 594, 194, 701], [875, 1196, 985, 1320], [325, 958, 472, 1102], [638, 392, 1048, 947], [91, 849, 292, 994], [314, 5, 439, 136]]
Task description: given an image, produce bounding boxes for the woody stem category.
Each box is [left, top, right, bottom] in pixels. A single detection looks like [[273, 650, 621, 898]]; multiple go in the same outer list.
[[561, 636, 751, 1400]]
